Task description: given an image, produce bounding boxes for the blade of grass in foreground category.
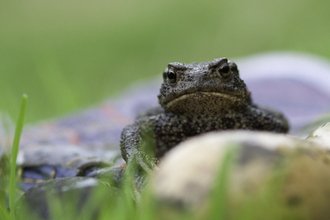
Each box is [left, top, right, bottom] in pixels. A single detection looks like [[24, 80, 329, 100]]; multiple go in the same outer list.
[[9, 94, 28, 220], [207, 144, 238, 220], [0, 204, 10, 220]]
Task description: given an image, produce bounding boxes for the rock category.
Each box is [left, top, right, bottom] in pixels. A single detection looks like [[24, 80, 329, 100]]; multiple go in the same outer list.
[[152, 130, 330, 219], [306, 122, 330, 149], [15, 177, 119, 220], [17, 144, 123, 192]]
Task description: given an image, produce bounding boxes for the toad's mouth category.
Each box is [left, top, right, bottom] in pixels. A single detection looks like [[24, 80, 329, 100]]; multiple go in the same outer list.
[[166, 91, 244, 106], [164, 91, 245, 114]]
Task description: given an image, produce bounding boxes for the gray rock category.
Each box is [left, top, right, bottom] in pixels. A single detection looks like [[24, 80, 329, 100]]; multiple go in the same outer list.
[[15, 177, 118, 220], [306, 122, 330, 149], [152, 130, 330, 219]]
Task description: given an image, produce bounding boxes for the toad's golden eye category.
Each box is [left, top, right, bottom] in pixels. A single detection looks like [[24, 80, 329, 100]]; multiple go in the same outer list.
[[167, 69, 177, 83], [219, 63, 230, 78]]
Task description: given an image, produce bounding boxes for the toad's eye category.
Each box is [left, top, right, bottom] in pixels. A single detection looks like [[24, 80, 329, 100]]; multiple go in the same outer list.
[[219, 63, 230, 78], [167, 69, 177, 83]]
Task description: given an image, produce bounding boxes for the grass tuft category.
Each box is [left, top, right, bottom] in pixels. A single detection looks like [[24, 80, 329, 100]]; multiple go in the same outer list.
[[207, 144, 238, 220], [9, 94, 28, 220]]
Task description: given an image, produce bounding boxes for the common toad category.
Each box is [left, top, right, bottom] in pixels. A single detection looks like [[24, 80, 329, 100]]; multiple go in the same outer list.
[[120, 57, 289, 171]]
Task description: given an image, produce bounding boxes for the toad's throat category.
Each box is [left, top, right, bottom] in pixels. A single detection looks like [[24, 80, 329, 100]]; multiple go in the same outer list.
[[165, 91, 245, 110]]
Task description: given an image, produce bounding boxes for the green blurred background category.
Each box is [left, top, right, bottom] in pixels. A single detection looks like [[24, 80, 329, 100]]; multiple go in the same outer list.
[[1, 0, 329, 123]]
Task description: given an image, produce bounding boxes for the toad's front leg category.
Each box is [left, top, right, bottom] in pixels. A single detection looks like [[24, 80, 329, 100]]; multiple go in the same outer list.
[[120, 117, 157, 173]]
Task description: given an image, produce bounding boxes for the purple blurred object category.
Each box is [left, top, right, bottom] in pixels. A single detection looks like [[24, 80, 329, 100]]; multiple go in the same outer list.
[[237, 52, 330, 133]]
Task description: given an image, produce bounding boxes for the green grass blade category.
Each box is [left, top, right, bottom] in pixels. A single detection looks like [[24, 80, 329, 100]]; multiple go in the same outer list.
[[9, 94, 28, 220], [0, 204, 10, 220], [207, 144, 238, 220]]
